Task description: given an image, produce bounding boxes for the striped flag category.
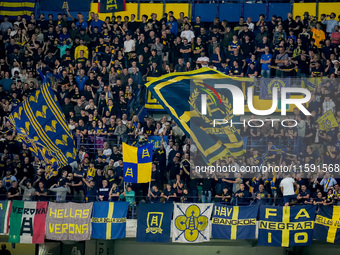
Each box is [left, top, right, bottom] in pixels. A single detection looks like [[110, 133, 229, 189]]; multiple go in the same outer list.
[[8, 201, 48, 243], [0, 0, 35, 19], [0, 201, 12, 234]]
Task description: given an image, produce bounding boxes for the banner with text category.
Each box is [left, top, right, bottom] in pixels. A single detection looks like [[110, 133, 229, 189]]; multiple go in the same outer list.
[[45, 202, 93, 241], [212, 204, 257, 240], [258, 205, 316, 247]]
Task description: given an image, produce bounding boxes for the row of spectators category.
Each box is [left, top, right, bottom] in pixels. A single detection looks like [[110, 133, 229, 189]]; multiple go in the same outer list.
[[0, 10, 339, 206]]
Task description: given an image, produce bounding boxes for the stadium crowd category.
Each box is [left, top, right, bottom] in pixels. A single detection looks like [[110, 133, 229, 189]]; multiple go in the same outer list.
[[0, 9, 339, 210]]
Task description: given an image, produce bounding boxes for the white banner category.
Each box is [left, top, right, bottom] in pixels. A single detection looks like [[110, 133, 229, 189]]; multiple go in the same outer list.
[[172, 203, 213, 243]]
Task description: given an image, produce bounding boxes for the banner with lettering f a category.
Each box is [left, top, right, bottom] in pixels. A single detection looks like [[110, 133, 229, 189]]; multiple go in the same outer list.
[[123, 143, 153, 183], [8, 201, 48, 243]]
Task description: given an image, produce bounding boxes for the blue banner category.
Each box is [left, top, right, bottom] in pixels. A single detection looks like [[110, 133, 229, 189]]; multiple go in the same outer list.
[[259, 78, 291, 100], [314, 206, 340, 243], [9, 83, 76, 179], [148, 136, 167, 149], [136, 203, 173, 243], [39, 0, 91, 12], [258, 205, 316, 247], [91, 202, 129, 240], [212, 204, 257, 240]]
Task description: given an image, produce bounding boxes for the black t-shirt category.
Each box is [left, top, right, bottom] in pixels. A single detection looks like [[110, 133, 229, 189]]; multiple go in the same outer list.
[[35, 188, 48, 201], [8, 187, 20, 200], [0, 186, 7, 200]]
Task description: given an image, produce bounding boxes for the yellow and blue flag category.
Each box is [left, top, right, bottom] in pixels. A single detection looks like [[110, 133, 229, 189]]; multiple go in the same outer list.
[[258, 205, 316, 247], [9, 83, 76, 179], [145, 68, 247, 165], [0, 0, 35, 18], [91, 202, 129, 240], [314, 205, 340, 243], [302, 77, 323, 92], [317, 110, 339, 131], [123, 143, 153, 183], [212, 205, 257, 240], [136, 203, 173, 243]]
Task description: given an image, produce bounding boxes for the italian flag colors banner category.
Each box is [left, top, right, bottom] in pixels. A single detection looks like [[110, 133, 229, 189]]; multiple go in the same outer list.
[[0, 201, 12, 234], [8, 201, 48, 243]]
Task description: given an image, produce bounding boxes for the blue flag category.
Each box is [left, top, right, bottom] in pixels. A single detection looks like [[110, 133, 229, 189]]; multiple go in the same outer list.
[[9, 83, 76, 179], [314, 205, 340, 243], [258, 205, 316, 247], [136, 203, 173, 243], [146, 68, 246, 165], [91, 202, 129, 240], [259, 78, 290, 100], [212, 204, 257, 240]]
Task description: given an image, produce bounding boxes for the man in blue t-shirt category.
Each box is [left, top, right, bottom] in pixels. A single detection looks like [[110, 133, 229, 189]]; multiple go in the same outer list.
[[90, 14, 105, 33], [260, 46, 272, 78]]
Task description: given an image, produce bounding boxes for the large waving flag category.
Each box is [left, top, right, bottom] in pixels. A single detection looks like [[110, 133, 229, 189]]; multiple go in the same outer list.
[[123, 143, 153, 183], [0, 0, 35, 19], [91, 202, 129, 239], [146, 68, 247, 165], [314, 206, 340, 243], [9, 83, 76, 179]]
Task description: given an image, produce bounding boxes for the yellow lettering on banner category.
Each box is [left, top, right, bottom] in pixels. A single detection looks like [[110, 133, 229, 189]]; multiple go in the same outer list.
[[151, 216, 158, 226], [62, 224, 68, 233], [83, 224, 88, 234], [55, 224, 61, 234], [295, 232, 308, 243], [75, 210, 82, 218], [294, 209, 310, 219], [76, 224, 81, 234], [268, 232, 272, 243], [265, 208, 277, 218], [142, 148, 150, 158], [49, 223, 54, 233], [50, 208, 57, 217], [0, 204, 3, 210], [57, 209, 64, 218], [83, 209, 90, 218], [69, 224, 74, 233], [69, 208, 74, 218], [125, 168, 133, 177]]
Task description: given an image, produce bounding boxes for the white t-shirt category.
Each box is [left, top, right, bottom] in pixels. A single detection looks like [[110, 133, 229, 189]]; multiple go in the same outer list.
[[280, 177, 295, 196], [197, 56, 209, 67], [124, 40, 135, 53], [180, 30, 195, 42]]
